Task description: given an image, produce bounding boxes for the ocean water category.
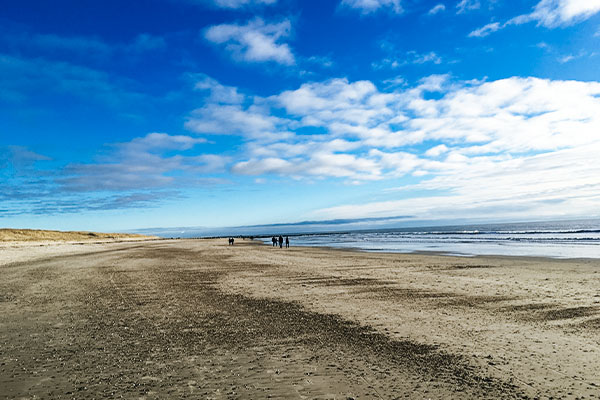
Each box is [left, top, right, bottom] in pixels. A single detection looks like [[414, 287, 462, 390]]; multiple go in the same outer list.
[[262, 219, 600, 259]]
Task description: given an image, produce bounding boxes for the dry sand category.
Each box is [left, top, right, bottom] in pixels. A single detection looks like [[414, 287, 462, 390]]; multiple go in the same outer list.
[[1, 238, 599, 399]]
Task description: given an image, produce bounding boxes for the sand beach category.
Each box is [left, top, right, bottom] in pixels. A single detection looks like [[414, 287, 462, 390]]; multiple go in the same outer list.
[[1, 238, 599, 399]]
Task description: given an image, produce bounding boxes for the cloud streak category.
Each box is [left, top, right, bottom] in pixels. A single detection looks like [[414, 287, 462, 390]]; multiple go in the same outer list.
[[202, 0, 277, 8], [60, 132, 224, 192], [340, 0, 403, 14], [0, 53, 147, 107], [0, 133, 229, 216], [470, 0, 600, 37], [313, 143, 600, 222], [428, 4, 446, 15], [456, 0, 480, 14]]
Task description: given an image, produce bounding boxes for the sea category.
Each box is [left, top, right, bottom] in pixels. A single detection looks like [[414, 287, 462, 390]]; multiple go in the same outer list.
[[138, 218, 600, 259], [258, 219, 600, 259]]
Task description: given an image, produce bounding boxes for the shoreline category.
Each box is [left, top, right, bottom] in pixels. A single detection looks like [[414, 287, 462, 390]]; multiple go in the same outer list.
[[4, 235, 600, 263], [250, 237, 600, 263]]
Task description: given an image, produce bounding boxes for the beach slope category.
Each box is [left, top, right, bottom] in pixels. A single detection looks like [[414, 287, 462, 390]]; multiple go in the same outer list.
[[1, 239, 598, 399]]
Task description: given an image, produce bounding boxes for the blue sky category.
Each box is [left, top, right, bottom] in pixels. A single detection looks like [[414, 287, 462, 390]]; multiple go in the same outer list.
[[2, 0, 600, 231]]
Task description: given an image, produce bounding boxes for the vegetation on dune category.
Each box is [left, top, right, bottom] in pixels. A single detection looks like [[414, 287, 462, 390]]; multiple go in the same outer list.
[[0, 228, 153, 242]]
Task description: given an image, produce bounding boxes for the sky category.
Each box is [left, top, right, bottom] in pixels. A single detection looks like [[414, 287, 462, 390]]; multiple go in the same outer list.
[[1, 0, 600, 232]]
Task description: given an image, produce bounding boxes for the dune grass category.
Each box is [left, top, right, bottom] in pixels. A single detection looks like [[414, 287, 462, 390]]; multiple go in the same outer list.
[[0, 228, 154, 242]]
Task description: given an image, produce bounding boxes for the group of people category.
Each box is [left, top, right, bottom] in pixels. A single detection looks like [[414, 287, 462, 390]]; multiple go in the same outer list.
[[227, 235, 289, 248], [271, 235, 289, 248]]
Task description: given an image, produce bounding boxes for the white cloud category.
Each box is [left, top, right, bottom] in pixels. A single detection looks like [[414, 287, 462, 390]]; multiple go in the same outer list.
[[204, 18, 294, 65], [192, 74, 245, 104], [277, 78, 381, 118], [340, 0, 403, 14], [405, 77, 600, 153], [468, 22, 501, 37], [121, 132, 206, 152], [313, 144, 600, 222], [306, 55, 334, 68], [208, 0, 277, 8], [372, 51, 442, 69], [456, 0, 480, 14], [425, 144, 449, 157], [233, 151, 383, 181], [428, 4, 446, 15], [471, 0, 600, 37], [182, 74, 600, 205], [511, 0, 600, 28], [61, 133, 226, 192], [411, 51, 442, 64], [558, 54, 576, 63], [185, 103, 285, 139]]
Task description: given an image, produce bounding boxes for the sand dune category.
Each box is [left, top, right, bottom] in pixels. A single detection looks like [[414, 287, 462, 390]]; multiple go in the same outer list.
[[0, 228, 154, 242]]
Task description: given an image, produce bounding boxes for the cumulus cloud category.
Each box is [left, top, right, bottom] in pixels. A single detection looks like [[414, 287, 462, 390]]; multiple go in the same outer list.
[[340, 0, 403, 14], [185, 103, 286, 139], [6, 73, 600, 218], [185, 74, 600, 201], [184, 73, 292, 141], [204, 18, 295, 65]]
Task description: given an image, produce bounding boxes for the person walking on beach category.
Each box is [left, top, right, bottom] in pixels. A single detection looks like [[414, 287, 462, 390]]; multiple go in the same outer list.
[[285, 236, 289, 248], [278, 235, 283, 248], [272, 236, 277, 247]]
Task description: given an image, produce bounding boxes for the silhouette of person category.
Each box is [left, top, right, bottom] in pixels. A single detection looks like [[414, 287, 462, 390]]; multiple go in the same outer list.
[[285, 236, 289, 248], [279, 235, 283, 248], [272, 236, 277, 247]]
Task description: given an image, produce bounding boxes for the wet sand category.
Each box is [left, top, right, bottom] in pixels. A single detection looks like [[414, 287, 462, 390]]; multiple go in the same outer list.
[[1, 238, 599, 399]]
